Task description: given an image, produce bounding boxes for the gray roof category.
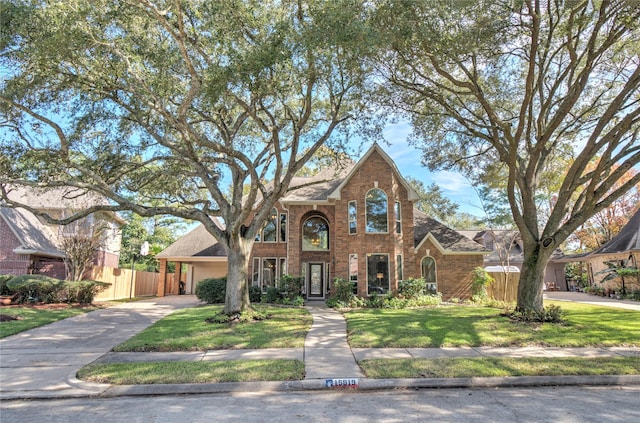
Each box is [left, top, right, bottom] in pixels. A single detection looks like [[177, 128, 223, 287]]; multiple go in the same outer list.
[[591, 208, 640, 255], [281, 162, 356, 203], [0, 207, 64, 258], [156, 224, 226, 258], [414, 209, 488, 253]]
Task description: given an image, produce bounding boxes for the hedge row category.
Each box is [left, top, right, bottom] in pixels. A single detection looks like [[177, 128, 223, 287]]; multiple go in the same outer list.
[[0, 274, 110, 304]]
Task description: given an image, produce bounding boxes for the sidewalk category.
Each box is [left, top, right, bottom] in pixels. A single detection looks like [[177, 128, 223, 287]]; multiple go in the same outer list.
[[1, 294, 639, 400]]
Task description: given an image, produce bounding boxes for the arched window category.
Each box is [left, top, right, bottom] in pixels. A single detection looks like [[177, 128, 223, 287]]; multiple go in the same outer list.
[[262, 208, 278, 242], [421, 256, 437, 294], [365, 188, 388, 233], [302, 216, 329, 251]]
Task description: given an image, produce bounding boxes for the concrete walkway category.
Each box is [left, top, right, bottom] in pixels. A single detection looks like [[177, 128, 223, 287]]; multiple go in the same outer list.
[[1, 294, 639, 400]]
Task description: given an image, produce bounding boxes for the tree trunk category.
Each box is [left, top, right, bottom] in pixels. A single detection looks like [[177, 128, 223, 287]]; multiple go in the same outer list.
[[516, 241, 554, 313], [223, 236, 253, 316]]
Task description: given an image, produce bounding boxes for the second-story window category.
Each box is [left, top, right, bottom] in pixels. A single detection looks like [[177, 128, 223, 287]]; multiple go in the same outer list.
[[395, 201, 402, 234], [365, 188, 388, 233], [348, 201, 357, 235], [262, 208, 278, 242], [302, 216, 329, 251]]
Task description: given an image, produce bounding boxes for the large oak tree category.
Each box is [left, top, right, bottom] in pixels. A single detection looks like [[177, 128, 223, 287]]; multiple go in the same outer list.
[[375, 0, 640, 312], [0, 0, 374, 315]]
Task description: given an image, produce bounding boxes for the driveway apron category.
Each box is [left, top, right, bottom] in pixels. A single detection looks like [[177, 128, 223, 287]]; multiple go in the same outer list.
[[0, 296, 200, 398]]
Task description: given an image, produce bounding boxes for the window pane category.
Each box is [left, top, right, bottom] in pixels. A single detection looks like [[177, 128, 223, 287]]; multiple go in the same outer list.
[[262, 208, 278, 242], [280, 213, 287, 242], [366, 189, 388, 233], [252, 258, 260, 286], [396, 254, 403, 282], [421, 257, 437, 294], [395, 201, 401, 234], [348, 201, 357, 235], [262, 258, 277, 290], [367, 254, 389, 295], [302, 216, 329, 250]]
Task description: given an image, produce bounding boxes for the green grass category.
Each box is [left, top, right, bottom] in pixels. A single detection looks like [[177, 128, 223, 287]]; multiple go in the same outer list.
[[0, 306, 97, 338], [345, 301, 640, 348], [78, 360, 304, 384], [360, 356, 640, 379], [114, 305, 312, 352]]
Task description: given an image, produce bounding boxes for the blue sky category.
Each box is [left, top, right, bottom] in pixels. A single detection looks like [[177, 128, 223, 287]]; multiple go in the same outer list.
[[366, 122, 483, 217]]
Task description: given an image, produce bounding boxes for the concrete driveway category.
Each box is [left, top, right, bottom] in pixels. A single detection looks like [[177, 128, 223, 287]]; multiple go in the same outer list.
[[544, 291, 640, 311], [0, 295, 201, 399]]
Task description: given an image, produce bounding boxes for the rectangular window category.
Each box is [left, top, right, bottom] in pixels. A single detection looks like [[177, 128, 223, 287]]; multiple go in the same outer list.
[[280, 213, 287, 242], [262, 258, 277, 291], [252, 258, 260, 286], [367, 253, 389, 295], [396, 254, 403, 283], [326, 263, 331, 294], [395, 201, 402, 234], [349, 254, 358, 294], [279, 258, 287, 280], [348, 201, 357, 235]]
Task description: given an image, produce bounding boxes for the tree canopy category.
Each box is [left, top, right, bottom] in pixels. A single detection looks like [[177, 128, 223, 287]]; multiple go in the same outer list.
[[0, 0, 376, 314], [375, 0, 640, 312]]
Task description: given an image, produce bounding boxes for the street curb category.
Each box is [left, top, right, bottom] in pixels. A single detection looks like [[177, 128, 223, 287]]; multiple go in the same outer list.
[[3, 375, 639, 401], [97, 375, 640, 398]]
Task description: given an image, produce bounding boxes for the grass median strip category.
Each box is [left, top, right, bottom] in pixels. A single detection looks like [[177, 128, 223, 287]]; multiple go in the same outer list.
[[345, 301, 640, 348], [114, 305, 312, 351], [360, 357, 640, 379], [0, 306, 97, 338], [78, 360, 305, 384]]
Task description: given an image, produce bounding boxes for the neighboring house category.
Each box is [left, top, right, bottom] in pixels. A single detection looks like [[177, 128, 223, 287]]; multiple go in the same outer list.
[[459, 229, 566, 290], [558, 209, 640, 293], [0, 186, 124, 279], [157, 144, 489, 300]]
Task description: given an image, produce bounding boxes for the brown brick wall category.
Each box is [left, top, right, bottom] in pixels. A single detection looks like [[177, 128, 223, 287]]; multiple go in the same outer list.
[[415, 238, 484, 300], [241, 149, 485, 300]]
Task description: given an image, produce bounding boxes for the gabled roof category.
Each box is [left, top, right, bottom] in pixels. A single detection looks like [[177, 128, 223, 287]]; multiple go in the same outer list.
[[1, 186, 125, 258], [414, 209, 489, 255], [281, 144, 419, 204], [156, 222, 226, 260], [327, 144, 419, 202], [0, 207, 64, 258], [591, 208, 640, 255]]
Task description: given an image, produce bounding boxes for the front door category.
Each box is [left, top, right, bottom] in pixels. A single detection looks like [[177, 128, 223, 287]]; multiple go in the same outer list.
[[307, 263, 324, 299]]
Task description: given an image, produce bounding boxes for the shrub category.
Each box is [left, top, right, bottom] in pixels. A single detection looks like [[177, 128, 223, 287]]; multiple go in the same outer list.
[[397, 277, 427, 299], [62, 280, 110, 304], [366, 292, 387, 308], [249, 285, 262, 303], [509, 304, 566, 323], [471, 267, 494, 302], [6, 274, 64, 304], [265, 286, 281, 303], [278, 275, 304, 300], [0, 275, 14, 296], [195, 277, 227, 304]]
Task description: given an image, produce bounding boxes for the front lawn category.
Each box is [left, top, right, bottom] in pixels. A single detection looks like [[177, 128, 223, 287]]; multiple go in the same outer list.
[[114, 304, 312, 352], [345, 301, 640, 348], [78, 359, 305, 384], [360, 356, 640, 379], [0, 305, 98, 338]]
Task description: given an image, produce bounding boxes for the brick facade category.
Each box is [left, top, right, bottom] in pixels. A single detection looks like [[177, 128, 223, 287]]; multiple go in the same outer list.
[[246, 148, 484, 300]]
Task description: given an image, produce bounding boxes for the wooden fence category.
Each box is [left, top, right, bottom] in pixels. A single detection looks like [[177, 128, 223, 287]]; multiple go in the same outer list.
[[90, 266, 174, 300], [486, 272, 519, 303]]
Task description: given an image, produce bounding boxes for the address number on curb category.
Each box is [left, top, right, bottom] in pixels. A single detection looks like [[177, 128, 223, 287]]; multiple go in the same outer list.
[[325, 378, 359, 388]]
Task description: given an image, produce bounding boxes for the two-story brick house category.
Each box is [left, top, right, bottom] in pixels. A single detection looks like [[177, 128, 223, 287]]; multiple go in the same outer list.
[[0, 186, 123, 279], [157, 144, 488, 300]]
